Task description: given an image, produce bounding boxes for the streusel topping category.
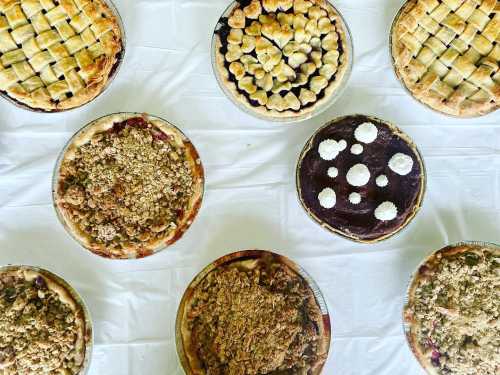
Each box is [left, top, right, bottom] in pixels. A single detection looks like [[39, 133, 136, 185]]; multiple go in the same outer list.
[[408, 247, 499, 375], [187, 260, 326, 375], [0, 271, 84, 374], [58, 117, 195, 254]]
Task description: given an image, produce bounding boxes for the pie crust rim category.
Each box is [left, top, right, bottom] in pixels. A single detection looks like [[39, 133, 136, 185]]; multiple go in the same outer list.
[[0, 0, 125, 113], [211, 0, 353, 122], [52, 112, 205, 260], [295, 114, 427, 244], [175, 249, 332, 375], [0, 264, 93, 375], [402, 241, 500, 375]]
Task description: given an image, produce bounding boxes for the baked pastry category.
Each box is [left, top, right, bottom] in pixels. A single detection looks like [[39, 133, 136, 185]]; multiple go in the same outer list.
[[53, 113, 204, 259], [213, 0, 351, 120], [176, 250, 330, 375], [404, 243, 500, 375], [391, 0, 499, 117], [0, 266, 91, 374], [296, 114, 425, 243], [0, 0, 123, 112]]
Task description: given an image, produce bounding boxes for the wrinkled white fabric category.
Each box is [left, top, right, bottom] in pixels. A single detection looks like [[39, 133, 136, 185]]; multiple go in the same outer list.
[[0, 1, 499, 374]]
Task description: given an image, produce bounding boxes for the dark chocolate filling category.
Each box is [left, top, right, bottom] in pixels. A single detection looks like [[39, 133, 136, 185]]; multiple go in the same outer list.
[[215, 1, 345, 112], [298, 115, 424, 241]]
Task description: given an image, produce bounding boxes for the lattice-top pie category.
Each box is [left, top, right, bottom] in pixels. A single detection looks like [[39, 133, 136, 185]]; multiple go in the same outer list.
[[213, 0, 351, 120], [53, 113, 204, 259], [391, 0, 500, 117], [0, 0, 123, 112]]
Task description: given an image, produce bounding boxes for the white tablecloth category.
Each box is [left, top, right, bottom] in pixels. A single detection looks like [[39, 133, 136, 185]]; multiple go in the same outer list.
[[1, 0, 499, 374]]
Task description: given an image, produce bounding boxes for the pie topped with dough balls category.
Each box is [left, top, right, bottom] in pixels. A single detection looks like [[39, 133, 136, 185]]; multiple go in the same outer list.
[[213, 0, 351, 120]]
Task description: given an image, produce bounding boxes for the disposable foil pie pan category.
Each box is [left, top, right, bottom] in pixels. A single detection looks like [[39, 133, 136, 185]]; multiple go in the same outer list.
[[52, 112, 205, 260], [389, 1, 497, 118], [211, 0, 353, 123], [295, 114, 427, 244], [0, 264, 94, 375], [0, 0, 126, 113], [402, 241, 500, 375], [175, 249, 332, 374]]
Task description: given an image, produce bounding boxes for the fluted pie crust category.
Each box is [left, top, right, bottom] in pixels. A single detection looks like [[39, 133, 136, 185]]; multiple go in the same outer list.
[[54, 113, 204, 259], [214, 0, 351, 120], [391, 0, 500, 117], [0, 0, 123, 112]]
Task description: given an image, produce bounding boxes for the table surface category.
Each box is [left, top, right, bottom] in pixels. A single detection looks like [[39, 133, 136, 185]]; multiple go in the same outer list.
[[1, 0, 499, 374]]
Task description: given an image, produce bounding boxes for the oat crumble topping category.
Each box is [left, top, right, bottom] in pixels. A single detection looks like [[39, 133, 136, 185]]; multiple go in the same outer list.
[[186, 260, 326, 375], [58, 117, 197, 255], [0, 271, 84, 374], [408, 247, 500, 375]]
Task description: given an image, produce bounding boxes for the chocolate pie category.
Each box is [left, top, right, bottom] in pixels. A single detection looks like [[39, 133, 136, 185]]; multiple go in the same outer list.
[[176, 250, 331, 375], [213, 0, 351, 121], [296, 114, 426, 243], [0, 0, 123, 112], [53, 113, 204, 259], [404, 243, 500, 375], [0, 266, 91, 375], [391, 0, 499, 117]]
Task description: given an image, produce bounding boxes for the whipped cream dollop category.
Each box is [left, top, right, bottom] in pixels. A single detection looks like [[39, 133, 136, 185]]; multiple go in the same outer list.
[[375, 201, 397, 221], [376, 175, 388, 187], [349, 192, 361, 205], [389, 153, 413, 176], [346, 164, 370, 187], [354, 122, 378, 144], [318, 139, 345, 161], [351, 144, 363, 155], [327, 167, 338, 178], [318, 188, 336, 209]]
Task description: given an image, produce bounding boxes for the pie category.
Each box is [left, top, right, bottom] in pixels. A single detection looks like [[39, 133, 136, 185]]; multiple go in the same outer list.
[[404, 243, 500, 375], [0, 0, 123, 112], [213, 0, 351, 120], [296, 114, 426, 243], [53, 113, 204, 259], [0, 266, 91, 374], [391, 0, 500, 117], [176, 250, 331, 375]]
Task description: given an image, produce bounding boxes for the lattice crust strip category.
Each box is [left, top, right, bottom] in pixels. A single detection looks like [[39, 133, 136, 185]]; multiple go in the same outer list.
[[0, 0, 122, 111], [392, 0, 500, 117]]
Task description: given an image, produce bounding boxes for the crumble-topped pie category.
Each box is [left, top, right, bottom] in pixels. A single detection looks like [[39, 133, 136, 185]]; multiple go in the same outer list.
[[53, 113, 204, 259], [391, 0, 500, 117], [176, 250, 331, 375], [213, 0, 351, 121], [297, 115, 426, 243], [404, 243, 500, 375], [0, 0, 123, 112], [0, 266, 91, 375]]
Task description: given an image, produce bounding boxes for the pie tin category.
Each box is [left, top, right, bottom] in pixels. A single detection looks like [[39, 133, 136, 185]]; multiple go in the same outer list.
[[0, 264, 94, 375], [402, 241, 500, 375], [52, 112, 205, 260], [175, 249, 332, 375], [295, 114, 427, 244], [0, 0, 126, 113], [389, 1, 498, 118], [211, 0, 354, 123]]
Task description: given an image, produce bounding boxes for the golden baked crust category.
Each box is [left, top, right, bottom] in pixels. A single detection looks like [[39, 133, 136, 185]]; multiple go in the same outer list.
[[213, 0, 351, 121], [0, 266, 90, 375], [391, 0, 500, 117], [54, 113, 204, 259], [0, 0, 123, 112], [404, 243, 500, 375], [177, 251, 330, 375]]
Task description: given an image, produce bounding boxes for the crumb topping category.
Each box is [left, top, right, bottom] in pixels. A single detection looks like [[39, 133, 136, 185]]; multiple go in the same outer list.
[[186, 260, 326, 374], [58, 117, 197, 255], [0, 271, 84, 374], [408, 247, 500, 375]]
